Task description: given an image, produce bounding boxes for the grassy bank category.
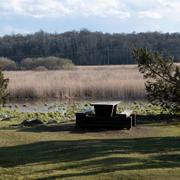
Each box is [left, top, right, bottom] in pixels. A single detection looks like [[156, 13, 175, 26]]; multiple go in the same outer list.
[[5, 65, 145, 100]]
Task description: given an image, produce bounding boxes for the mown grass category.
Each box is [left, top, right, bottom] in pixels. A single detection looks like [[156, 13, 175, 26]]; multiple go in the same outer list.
[[0, 102, 180, 180]]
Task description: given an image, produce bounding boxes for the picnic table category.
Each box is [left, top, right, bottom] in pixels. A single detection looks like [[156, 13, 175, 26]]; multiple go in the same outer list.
[[76, 101, 136, 129]]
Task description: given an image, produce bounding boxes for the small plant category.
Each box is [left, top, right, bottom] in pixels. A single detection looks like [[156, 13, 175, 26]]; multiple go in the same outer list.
[[0, 67, 9, 106]]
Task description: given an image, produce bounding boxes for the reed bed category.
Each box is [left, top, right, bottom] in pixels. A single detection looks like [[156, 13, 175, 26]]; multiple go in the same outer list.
[[4, 65, 146, 100]]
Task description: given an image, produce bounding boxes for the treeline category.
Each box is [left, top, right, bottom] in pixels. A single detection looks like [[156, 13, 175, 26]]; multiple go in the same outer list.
[[0, 57, 75, 70], [0, 30, 180, 65]]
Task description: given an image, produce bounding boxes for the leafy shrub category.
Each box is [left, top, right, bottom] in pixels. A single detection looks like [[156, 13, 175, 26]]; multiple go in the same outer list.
[[21, 57, 75, 70], [0, 67, 9, 106], [34, 66, 48, 71], [0, 57, 17, 70]]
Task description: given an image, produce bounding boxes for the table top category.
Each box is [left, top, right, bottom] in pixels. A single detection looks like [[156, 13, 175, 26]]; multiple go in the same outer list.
[[90, 101, 120, 106]]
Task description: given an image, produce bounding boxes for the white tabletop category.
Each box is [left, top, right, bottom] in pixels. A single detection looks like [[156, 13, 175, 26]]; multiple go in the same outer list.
[[90, 101, 120, 106]]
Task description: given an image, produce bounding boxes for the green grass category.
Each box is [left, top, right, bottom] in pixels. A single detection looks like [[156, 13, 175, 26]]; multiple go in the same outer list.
[[0, 102, 180, 179]]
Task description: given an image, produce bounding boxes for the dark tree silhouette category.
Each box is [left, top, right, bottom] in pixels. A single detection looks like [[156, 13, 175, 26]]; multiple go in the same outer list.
[[0, 30, 180, 65]]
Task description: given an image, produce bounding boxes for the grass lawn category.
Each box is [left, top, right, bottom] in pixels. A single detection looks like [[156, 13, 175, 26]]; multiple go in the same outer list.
[[0, 114, 180, 180]]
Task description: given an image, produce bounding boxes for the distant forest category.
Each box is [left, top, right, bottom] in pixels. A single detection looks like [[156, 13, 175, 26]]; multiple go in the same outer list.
[[0, 30, 180, 65]]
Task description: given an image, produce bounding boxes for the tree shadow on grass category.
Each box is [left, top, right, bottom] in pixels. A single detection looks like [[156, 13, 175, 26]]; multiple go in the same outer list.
[[37, 153, 180, 180], [137, 114, 180, 125], [17, 123, 107, 133], [15, 113, 180, 133], [0, 136, 180, 179]]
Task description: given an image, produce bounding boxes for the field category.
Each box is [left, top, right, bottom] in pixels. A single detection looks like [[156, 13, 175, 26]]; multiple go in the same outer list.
[[5, 65, 146, 100], [0, 102, 180, 180], [0, 112, 180, 179], [1, 65, 180, 179]]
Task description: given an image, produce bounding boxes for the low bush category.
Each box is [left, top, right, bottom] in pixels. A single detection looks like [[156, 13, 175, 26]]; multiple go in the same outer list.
[[0, 57, 17, 70], [34, 66, 48, 71], [21, 57, 75, 70], [0, 67, 9, 106]]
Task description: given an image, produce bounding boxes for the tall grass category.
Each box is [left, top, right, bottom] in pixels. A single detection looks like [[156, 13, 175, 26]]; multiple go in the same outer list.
[[5, 65, 146, 100]]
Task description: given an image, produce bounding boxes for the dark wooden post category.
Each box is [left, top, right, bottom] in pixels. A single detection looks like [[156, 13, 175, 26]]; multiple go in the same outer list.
[[131, 114, 136, 126]]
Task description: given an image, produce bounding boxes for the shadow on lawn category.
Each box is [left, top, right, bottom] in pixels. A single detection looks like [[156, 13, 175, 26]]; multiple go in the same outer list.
[[15, 114, 180, 133], [0, 136, 180, 179], [137, 114, 180, 125]]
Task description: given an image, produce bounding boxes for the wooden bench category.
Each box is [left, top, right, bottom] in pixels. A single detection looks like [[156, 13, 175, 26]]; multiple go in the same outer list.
[[76, 102, 136, 130]]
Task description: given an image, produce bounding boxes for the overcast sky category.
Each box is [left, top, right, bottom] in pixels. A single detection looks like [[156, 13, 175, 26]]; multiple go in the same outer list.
[[1, 0, 180, 36]]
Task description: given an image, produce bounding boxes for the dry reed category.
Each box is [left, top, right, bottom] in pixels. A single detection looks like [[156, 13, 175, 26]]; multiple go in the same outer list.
[[4, 65, 146, 100]]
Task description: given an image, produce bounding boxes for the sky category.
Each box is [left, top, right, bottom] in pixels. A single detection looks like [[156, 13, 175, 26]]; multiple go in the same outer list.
[[0, 0, 180, 36]]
